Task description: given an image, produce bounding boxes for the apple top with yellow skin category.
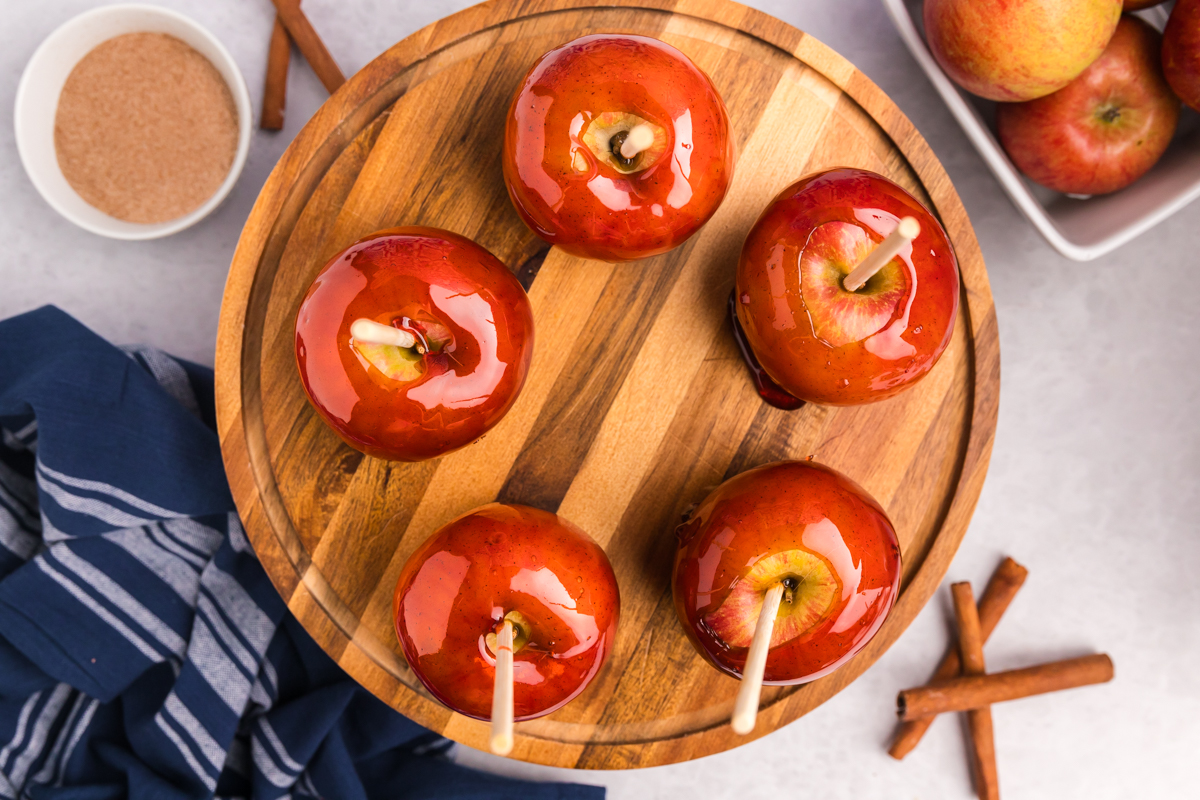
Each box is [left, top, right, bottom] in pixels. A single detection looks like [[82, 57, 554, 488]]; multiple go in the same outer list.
[[924, 0, 1122, 102], [1164, 0, 1200, 112], [393, 504, 620, 721], [295, 227, 534, 462], [672, 461, 901, 685], [734, 168, 959, 406], [502, 34, 734, 262]]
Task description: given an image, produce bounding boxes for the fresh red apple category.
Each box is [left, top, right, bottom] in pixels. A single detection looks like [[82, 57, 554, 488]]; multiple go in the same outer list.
[[1164, 0, 1200, 111], [734, 168, 960, 407], [924, 0, 1123, 101], [502, 34, 734, 262], [295, 227, 535, 462], [393, 503, 620, 721], [997, 16, 1181, 196], [1124, 0, 1165, 8], [672, 460, 901, 684]]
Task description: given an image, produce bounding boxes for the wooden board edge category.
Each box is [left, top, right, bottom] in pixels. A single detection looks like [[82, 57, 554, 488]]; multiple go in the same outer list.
[[213, 0, 1002, 770]]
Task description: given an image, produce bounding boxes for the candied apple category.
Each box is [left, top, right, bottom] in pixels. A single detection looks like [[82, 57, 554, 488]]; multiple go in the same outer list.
[[393, 504, 620, 727], [295, 227, 534, 461], [734, 168, 959, 406], [673, 461, 901, 691], [502, 34, 734, 261]]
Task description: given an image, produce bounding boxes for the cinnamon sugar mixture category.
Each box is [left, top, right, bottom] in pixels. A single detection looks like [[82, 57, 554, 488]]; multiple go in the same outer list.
[[54, 33, 238, 224]]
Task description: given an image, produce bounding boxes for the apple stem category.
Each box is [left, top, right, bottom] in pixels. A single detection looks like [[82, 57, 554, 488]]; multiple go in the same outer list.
[[842, 217, 921, 293], [350, 318, 417, 349], [619, 124, 655, 160], [490, 618, 515, 756], [731, 582, 785, 736]]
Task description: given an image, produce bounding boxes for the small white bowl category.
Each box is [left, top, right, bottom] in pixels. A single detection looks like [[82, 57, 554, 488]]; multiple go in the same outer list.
[[14, 4, 253, 240], [883, 0, 1200, 261]]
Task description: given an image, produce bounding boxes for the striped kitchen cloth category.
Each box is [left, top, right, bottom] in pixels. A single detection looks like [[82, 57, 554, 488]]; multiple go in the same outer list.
[[0, 306, 601, 800]]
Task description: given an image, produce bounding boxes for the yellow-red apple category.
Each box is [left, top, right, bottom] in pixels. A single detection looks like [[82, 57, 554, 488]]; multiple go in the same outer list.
[[996, 16, 1180, 196], [925, 0, 1123, 101]]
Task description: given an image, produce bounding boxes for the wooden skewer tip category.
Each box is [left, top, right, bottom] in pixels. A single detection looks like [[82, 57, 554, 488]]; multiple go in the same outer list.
[[491, 732, 513, 757], [620, 124, 656, 159], [349, 318, 416, 348], [731, 583, 785, 735], [490, 619, 515, 756], [896, 216, 921, 241]]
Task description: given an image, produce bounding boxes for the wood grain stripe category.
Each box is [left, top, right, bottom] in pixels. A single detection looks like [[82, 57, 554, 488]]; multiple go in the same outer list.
[[495, 255, 688, 511]]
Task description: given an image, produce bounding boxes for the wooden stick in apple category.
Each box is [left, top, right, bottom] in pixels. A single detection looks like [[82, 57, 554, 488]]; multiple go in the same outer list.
[[619, 124, 656, 160], [731, 582, 786, 735], [349, 318, 418, 349], [490, 618, 515, 756], [842, 216, 921, 292]]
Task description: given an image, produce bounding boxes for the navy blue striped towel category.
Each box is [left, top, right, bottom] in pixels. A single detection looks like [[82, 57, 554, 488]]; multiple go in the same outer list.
[[0, 306, 602, 800]]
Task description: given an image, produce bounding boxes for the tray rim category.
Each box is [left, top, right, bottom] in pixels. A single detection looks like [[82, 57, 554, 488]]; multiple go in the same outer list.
[[215, 0, 1000, 769]]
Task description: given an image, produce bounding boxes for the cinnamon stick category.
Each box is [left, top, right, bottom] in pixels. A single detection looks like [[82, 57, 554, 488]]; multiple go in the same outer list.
[[260, 13, 290, 130], [268, 0, 345, 94], [898, 653, 1114, 721], [952, 583, 999, 800], [889, 557, 1027, 759]]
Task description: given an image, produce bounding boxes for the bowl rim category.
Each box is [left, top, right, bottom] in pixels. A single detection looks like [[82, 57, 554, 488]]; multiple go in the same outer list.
[[13, 3, 253, 241]]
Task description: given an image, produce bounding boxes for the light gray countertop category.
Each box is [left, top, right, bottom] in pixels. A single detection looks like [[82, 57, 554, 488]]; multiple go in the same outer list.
[[3, 1, 1197, 797]]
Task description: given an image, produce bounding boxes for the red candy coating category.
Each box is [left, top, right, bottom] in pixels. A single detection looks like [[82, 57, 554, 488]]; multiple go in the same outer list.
[[673, 461, 901, 684], [735, 168, 959, 406], [295, 227, 534, 461], [503, 34, 734, 262], [394, 504, 620, 721]]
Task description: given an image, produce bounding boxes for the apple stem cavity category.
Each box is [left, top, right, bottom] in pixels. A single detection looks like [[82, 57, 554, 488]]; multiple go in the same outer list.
[[490, 618, 515, 756], [619, 124, 656, 160], [842, 216, 921, 293], [350, 318, 417, 349], [731, 582, 785, 736], [782, 575, 798, 605]]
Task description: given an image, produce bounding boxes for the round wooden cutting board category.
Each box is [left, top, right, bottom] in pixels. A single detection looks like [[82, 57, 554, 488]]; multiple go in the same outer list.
[[215, 0, 999, 770]]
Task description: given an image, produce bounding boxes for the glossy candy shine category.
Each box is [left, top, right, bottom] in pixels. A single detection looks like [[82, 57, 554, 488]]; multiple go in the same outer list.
[[394, 504, 621, 721], [503, 34, 734, 262], [673, 461, 901, 684], [735, 168, 959, 406], [295, 227, 534, 461]]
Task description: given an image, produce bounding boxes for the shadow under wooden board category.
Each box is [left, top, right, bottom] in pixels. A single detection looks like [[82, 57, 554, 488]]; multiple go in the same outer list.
[[215, 0, 999, 770]]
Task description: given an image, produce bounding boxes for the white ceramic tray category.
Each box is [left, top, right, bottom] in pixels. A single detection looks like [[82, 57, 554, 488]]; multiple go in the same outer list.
[[884, 0, 1200, 261]]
